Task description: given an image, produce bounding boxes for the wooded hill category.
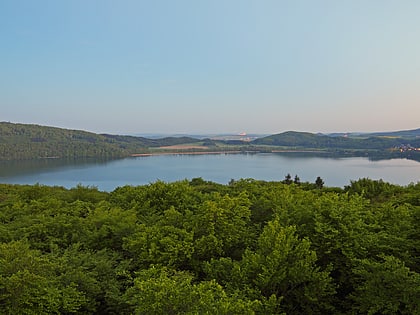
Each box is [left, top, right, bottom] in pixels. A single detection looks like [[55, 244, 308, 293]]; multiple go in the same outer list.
[[252, 130, 420, 150], [329, 128, 420, 138], [0, 178, 419, 314], [0, 122, 200, 160]]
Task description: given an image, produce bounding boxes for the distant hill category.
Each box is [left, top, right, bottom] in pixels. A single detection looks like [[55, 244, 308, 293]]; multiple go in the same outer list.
[[368, 128, 420, 138], [327, 128, 420, 139], [0, 122, 200, 160], [252, 130, 420, 150]]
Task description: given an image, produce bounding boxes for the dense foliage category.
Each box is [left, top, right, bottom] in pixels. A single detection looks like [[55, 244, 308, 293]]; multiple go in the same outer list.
[[0, 178, 419, 314]]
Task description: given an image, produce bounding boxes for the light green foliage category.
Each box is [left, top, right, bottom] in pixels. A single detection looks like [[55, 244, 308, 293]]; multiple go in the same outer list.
[[352, 255, 420, 314], [0, 240, 85, 314], [125, 266, 259, 315], [124, 214, 195, 269], [84, 201, 137, 251], [55, 245, 130, 314], [369, 203, 415, 267], [113, 181, 200, 220], [192, 192, 251, 260], [345, 178, 402, 202], [0, 178, 419, 314], [240, 222, 335, 314]]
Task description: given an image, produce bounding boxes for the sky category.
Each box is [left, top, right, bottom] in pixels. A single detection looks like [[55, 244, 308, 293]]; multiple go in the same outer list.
[[1, 0, 420, 135]]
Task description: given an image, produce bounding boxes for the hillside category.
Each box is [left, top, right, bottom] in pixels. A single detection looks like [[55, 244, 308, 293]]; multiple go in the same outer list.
[[328, 128, 420, 139], [0, 122, 200, 160], [252, 130, 420, 150], [368, 128, 420, 138]]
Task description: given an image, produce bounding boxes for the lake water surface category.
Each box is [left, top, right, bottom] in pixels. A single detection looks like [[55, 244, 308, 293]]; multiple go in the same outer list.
[[1, 153, 419, 191]]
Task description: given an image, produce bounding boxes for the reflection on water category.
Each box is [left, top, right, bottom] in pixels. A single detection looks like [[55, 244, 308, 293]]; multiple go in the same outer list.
[[0, 153, 419, 191], [0, 157, 116, 178]]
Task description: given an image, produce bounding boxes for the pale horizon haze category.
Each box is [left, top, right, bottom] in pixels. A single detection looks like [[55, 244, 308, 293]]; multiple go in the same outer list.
[[1, 1, 420, 135]]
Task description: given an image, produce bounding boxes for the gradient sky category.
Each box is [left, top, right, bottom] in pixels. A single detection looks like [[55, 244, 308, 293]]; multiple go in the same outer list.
[[1, 0, 420, 135]]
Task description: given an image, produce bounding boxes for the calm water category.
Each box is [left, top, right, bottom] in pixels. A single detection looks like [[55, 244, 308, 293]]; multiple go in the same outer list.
[[0, 153, 419, 191]]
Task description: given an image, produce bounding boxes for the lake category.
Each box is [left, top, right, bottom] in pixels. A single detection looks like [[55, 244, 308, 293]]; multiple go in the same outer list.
[[1, 153, 419, 191]]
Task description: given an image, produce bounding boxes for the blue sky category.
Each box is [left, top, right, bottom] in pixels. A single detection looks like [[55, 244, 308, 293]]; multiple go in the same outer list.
[[1, 0, 419, 135]]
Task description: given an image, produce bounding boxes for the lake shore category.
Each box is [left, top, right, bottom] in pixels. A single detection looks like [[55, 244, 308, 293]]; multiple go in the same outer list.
[[131, 150, 243, 157], [131, 149, 329, 157]]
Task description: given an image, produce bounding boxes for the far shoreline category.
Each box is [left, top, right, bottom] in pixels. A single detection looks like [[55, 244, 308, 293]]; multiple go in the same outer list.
[[130, 151, 243, 157], [130, 149, 328, 157]]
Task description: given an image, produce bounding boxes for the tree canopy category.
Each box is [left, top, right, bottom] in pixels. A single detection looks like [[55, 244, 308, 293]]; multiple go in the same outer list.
[[0, 178, 419, 314]]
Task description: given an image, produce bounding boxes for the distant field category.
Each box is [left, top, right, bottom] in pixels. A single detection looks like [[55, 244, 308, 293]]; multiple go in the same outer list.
[[157, 145, 209, 150]]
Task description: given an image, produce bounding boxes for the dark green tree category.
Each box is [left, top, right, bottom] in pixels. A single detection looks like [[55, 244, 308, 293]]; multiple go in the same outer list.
[[283, 173, 293, 185], [315, 176, 324, 189]]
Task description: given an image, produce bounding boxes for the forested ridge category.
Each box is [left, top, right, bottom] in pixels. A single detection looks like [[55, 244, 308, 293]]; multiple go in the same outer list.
[[253, 130, 420, 150], [0, 178, 419, 314], [0, 122, 200, 160]]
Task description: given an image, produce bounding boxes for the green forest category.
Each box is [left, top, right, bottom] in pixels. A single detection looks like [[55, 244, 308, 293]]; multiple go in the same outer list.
[[0, 178, 419, 314], [0, 122, 201, 160]]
